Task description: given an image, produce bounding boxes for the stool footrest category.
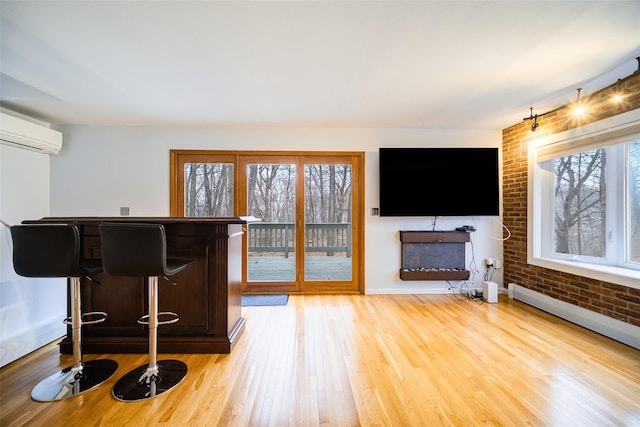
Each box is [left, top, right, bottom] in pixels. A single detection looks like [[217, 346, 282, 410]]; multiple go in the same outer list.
[[137, 312, 180, 326], [64, 311, 108, 326]]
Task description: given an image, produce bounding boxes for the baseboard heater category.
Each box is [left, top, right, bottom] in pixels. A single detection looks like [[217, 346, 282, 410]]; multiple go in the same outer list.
[[509, 283, 640, 350]]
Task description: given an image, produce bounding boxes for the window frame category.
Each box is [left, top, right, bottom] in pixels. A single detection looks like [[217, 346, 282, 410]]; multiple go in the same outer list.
[[528, 109, 640, 289]]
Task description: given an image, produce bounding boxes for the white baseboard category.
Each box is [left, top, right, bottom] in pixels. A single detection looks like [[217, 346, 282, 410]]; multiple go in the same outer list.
[[509, 283, 640, 350]]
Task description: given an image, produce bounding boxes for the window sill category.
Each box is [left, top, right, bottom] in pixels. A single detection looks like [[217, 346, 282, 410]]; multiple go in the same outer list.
[[528, 256, 640, 289]]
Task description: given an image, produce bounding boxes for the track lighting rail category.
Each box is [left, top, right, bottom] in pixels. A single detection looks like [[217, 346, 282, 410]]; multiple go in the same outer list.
[[522, 107, 554, 131]]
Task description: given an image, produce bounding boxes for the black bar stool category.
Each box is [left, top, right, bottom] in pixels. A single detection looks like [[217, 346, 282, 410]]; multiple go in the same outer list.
[[10, 224, 118, 402], [98, 223, 191, 402]]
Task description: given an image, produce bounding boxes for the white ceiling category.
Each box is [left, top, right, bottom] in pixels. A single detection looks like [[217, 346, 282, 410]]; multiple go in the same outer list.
[[1, 1, 639, 130]]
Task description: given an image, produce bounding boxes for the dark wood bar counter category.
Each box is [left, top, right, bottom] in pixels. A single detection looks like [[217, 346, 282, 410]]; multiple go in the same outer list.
[[23, 216, 256, 354]]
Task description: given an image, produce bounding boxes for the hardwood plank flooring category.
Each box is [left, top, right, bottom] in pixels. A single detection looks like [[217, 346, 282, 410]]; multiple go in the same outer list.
[[1, 294, 639, 426]]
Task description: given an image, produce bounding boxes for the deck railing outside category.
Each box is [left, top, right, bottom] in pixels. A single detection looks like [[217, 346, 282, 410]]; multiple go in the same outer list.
[[247, 223, 352, 258]]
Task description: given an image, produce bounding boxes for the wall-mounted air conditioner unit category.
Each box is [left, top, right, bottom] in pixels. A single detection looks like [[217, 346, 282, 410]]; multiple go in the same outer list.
[[0, 112, 63, 155]]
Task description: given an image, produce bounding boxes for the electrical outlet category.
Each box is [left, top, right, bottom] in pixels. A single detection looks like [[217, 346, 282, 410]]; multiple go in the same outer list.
[[120, 207, 130, 216], [495, 259, 502, 269]]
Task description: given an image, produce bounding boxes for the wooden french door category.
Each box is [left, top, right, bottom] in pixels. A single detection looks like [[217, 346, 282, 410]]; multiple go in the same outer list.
[[170, 150, 364, 294]]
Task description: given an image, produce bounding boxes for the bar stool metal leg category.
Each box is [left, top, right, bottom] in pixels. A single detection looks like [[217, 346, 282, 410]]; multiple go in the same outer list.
[[112, 276, 187, 402], [30, 277, 118, 402]]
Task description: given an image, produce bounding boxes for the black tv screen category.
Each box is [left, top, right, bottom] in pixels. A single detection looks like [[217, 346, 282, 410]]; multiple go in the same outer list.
[[379, 147, 499, 217]]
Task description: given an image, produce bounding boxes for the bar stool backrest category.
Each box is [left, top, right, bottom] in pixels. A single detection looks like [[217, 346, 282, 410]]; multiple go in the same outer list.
[[99, 223, 188, 277], [11, 224, 86, 278]]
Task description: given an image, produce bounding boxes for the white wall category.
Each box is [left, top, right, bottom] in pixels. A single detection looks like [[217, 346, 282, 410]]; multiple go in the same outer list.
[[0, 144, 66, 367], [51, 125, 504, 294]]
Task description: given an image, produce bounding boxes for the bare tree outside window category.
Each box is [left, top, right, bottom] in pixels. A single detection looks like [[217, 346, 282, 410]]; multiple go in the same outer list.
[[304, 164, 352, 224], [246, 164, 296, 222], [184, 163, 234, 217], [553, 148, 606, 257]]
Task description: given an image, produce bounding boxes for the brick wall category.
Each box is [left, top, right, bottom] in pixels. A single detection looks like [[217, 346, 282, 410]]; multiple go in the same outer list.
[[502, 68, 640, 327]]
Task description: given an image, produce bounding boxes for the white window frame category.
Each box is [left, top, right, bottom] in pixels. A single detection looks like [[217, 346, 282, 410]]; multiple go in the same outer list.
[[528, 109, 640, 289]]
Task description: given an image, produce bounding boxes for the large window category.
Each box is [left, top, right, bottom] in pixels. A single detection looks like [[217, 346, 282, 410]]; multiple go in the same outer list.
[[529, 110, 640, 288]]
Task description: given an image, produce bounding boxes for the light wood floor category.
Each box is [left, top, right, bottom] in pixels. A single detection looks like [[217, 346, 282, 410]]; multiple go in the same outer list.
[[1, 294, 639, 426]]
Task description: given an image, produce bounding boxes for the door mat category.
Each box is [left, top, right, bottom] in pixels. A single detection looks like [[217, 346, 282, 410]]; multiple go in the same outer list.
[[241, 294, 289, 307]]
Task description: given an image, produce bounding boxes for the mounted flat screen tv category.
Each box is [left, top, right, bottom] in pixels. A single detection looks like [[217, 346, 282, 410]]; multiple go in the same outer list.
[[379, 147, 499, 217]]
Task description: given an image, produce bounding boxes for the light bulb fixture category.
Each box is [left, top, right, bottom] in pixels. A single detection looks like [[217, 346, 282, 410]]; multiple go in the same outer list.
[[523, 107, 551, 132], [611, 78, 627, 103]]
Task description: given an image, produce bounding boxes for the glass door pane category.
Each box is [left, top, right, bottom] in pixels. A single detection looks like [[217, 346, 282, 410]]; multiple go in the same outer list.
[[184, 163, 234, 216], [304, 164, 352, 281], [246, 163, 297, 282]]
